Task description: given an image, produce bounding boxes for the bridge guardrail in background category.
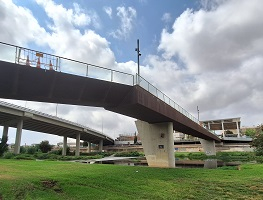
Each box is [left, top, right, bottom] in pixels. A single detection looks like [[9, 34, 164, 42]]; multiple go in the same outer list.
[[0, 41, 207, 128]]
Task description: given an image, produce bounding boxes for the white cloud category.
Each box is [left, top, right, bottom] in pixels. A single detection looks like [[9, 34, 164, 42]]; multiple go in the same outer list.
[[154, 0, 263, 126], [35, 0, 114, 67], [36, 0, 101, 30], [103, 6, 112, 18], [0, 0, 136, 144], [161, 12, 172, 23], [110, 6, 137, 40], [0, 0, 47, 47]]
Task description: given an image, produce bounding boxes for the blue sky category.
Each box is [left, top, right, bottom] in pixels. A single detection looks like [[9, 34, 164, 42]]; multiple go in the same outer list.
[[1, 0, 263, 145], [12, 0, 199, 63]]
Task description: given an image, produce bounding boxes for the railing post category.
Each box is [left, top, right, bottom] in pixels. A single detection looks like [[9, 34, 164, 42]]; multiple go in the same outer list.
[[15, 47, 17, 64], [56, 57, 58, 71], [148, 82, 149, 92], [86, 64, 89, 77], [17, 48, 21, 64], [111, 70, 113, 82]]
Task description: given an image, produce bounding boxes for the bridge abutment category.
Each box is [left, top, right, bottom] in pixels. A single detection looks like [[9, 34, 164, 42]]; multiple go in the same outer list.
[[135, 120, 175, 168], [200, 139, 216, 156]]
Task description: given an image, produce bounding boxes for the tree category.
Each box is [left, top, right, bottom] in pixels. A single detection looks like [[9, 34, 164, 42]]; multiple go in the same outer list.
[[251, 124, 263, 156], [39, 140, 52, 153], [27, 146, 37, 154], [0, 136, 8, 156], [83, 141, 88, 147], [245, 129, 256, 137]]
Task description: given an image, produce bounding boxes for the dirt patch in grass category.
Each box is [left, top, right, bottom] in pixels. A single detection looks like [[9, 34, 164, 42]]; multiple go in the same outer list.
[[0, 174, 15, 180], [41, 180, 63, 193]]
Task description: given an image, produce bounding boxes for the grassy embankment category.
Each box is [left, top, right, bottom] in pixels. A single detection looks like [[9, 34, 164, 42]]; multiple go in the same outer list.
[[1, 159, 263, 199]]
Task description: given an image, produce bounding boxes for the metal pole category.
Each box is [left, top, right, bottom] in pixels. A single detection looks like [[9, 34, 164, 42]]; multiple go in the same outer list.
[[135, 39, 141, 84], [137, 39, 140, 77], [197, 106, 200, 121]]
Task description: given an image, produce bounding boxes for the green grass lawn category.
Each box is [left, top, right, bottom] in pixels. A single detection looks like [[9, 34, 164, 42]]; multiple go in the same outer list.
[[0, 160, 263, 200]]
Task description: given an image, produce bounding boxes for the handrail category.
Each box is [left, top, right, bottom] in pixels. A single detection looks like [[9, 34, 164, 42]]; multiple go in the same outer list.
[[136, 74, 200, 124], [0, 41, 134, 80]]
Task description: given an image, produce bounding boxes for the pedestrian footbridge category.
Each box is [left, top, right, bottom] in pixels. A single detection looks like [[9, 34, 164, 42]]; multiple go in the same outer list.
[[0, 42, 220, 167]]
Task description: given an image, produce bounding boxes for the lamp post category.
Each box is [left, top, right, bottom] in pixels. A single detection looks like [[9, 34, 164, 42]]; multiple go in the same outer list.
[[197, 106, 200, 122], [135, 39, 141, 84]]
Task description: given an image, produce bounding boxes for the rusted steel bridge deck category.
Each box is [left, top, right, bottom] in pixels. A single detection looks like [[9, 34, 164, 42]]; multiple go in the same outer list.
[[0, 60, 220, 142]]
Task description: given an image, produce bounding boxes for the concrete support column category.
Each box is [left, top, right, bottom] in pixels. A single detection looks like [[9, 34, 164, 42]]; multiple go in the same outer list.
[[221, 122, 225, 137], [236, 121, 240, 138], [204, 159, 217, 169], [88, 142, 91, 153], [135, 120, 175, 168], [2, 125, 9, 138], [200, 139, 216, 156], [14, 119, 23, 154], [62, 136, 67, 156], [75, 133, 80, 156], [99, 140, 103, 152], [208, 123, 211, 130]]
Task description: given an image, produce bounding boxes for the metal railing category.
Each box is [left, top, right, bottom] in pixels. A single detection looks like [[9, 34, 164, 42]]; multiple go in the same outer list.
[[0, 41, 201, 126], [136, 74, 199, 123]]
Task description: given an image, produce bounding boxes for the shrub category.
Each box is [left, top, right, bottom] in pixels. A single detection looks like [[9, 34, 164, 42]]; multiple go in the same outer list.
[[27, 146, 37, 154], [3, 152, 15, 159], [14, 154, 34, 160], [255, 156, 263, 163], [39, 141, 52, 153], [34, 153, 49, 160], [0, 136, 8, 157], [19, 146, 27, 154]]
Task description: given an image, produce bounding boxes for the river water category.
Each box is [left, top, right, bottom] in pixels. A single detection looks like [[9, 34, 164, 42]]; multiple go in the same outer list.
[[91, 157, 241, 169]]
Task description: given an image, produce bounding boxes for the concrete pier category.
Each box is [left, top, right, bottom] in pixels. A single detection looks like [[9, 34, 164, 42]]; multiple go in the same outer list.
[[75, 133, 80, 156], [14, 119, 23, 154], [200, 139, 216, 155], [62, 136, 67, 156], [135, 120, 175, 168]]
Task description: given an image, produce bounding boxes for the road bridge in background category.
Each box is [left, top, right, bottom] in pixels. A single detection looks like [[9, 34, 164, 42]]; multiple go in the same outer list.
[[0, 100, 113, 155], [0, 42, 220, 167]]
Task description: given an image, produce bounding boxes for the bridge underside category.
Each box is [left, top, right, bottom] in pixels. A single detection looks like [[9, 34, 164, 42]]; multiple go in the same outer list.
[[0, 61, 220, 142]]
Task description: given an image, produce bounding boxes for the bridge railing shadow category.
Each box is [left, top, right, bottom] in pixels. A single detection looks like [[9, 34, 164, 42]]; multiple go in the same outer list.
[[0, 41, 211, 130]]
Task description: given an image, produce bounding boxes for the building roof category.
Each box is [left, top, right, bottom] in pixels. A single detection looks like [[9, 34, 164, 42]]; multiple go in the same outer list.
[[200, 117, 241, 131]]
